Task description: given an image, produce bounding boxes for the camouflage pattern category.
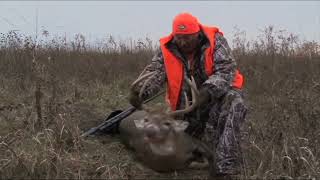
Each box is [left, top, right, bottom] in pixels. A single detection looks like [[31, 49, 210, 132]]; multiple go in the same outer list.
[[204, 89, 247, 176], [130, 30, 247, 176]]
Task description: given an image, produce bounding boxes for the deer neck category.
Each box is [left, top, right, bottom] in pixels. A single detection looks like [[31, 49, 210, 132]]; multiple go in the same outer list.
[[148, 132, 177, 156]]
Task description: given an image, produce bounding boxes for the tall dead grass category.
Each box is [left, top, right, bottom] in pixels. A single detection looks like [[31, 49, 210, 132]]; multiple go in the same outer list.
[[0, 26, 319, 179]]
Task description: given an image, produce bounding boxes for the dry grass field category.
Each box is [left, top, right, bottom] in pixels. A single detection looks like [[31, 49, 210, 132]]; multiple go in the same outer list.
[[0, 26, 319, 179]]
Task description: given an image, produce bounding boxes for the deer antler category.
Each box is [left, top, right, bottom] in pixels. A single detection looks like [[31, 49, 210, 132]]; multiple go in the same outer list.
[[168, 76, 200, 117], [131, 70, 157, 98]]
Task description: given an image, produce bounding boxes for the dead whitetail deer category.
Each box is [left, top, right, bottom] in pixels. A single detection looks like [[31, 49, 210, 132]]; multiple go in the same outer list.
[[119, 71, 215, 172]]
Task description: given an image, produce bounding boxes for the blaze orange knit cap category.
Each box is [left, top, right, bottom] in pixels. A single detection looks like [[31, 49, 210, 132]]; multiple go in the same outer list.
[[172, 13, 200, 35]]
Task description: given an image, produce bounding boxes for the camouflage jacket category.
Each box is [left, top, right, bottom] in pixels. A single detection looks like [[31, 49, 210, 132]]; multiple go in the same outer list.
[[132, 30, 238, 112]]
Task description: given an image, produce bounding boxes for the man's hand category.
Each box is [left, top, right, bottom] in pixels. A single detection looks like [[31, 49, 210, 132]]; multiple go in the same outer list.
[[129, 90, 143, 109]]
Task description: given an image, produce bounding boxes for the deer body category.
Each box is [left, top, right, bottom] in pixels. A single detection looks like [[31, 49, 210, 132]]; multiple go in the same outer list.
[[122, 73, 214, 172], [119, 109, 213, 172]]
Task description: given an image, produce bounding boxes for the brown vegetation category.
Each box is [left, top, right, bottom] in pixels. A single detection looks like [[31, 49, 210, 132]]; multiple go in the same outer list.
[[0, 26, 319, 179]]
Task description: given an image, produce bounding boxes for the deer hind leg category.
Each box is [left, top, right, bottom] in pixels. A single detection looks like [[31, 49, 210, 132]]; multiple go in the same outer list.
[[188, 158, 209, 169], [188, 138, 215, 170]]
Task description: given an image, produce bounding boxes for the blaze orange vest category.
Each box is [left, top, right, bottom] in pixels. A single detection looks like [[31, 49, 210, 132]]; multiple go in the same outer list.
[[160, 25, 244, 111]]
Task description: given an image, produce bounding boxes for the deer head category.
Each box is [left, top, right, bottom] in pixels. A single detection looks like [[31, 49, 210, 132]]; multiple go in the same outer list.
[[130, 71, 200, 143]]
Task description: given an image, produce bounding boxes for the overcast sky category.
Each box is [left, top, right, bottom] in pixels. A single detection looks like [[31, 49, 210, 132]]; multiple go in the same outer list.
[[0, 1, 319, 45]]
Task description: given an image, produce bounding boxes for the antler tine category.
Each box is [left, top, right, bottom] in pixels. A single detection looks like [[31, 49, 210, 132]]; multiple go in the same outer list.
[[131, 71, 156, 88], [183, 92, 189, 108], [188, 76, 200, 96], [139, 72, 157, 98], [168, 75, 200, 117], [131, 71, 157, 98], [137, 66, 149, 79]]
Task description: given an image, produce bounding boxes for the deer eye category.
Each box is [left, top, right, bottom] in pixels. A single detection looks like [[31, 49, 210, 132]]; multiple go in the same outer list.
[[144, 118, 149, 122]]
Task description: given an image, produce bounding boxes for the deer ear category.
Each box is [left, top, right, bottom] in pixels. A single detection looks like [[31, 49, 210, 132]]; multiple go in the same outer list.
[[133, 119, 144, 129], [173, 120, 189, 132]]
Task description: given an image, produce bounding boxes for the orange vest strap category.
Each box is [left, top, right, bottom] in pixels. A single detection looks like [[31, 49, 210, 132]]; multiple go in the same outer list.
[[200, 25, 221, 75], [233, 70, 244, 89], [160, 35, 184, 110]]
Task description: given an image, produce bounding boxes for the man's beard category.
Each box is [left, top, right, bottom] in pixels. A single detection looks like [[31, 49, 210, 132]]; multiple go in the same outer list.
[[180, 43, 198, 54]]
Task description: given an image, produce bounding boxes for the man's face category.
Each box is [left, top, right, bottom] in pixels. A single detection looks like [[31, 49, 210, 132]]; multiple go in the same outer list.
[[173, 32, 200, 54]]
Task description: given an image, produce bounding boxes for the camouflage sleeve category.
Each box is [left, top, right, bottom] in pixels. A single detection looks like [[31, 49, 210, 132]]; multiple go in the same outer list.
[[203, 33, 237, 100], [131, 49, 167, 100]]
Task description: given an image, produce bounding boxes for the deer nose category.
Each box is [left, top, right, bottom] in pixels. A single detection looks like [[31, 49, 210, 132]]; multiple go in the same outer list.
[[145, 125, 159, 138]]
